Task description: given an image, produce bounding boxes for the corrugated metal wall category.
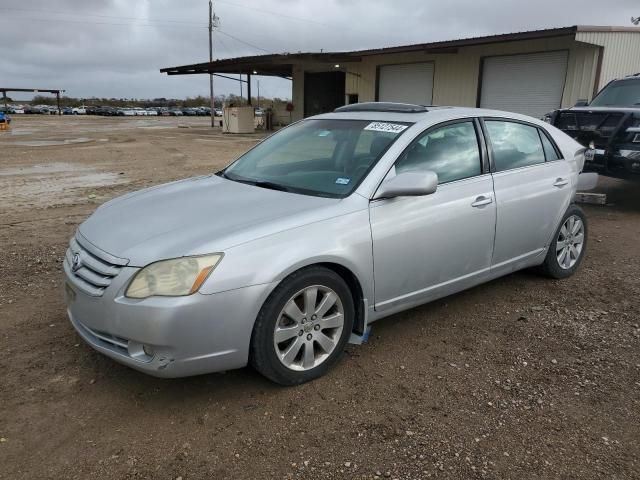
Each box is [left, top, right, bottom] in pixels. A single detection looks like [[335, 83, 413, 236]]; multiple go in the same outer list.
[[576, 31, 640, 90], [342, 35, 600, 113], [292, 32, 640, 119]]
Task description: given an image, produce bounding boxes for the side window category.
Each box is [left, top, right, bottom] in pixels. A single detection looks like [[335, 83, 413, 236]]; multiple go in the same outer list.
[[485, 121, 545, 172], [395, 121, 482, 184], [539, 130, 561, 161]]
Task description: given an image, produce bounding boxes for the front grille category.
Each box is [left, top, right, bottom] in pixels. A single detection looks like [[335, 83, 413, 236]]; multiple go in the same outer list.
[[64, 234, 128, 296], [556, 112, 625, 135], [556, 112, 630, 149]]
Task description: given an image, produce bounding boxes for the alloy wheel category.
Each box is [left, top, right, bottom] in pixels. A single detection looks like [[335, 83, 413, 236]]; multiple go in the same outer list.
[[556, 215, 585, 270], [273, 285, 345, 371]]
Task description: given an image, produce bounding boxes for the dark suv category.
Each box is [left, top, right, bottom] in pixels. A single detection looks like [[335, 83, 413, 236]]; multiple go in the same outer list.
[[546, 74, 640, 180]]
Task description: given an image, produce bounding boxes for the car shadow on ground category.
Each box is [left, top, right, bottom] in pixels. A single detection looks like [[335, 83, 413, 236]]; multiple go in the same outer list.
[[593, 177, 640, 212], [78, 266, 552, 405]]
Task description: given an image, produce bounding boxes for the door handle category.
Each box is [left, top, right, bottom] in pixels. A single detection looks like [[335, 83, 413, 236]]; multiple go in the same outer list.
[[471, 195, 493, 208], [554, 178, 569, 187]]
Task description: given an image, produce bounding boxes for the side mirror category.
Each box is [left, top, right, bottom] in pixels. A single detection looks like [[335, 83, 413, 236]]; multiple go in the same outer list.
[[574, 99, 589, 107], [374, 171, 438, 199]]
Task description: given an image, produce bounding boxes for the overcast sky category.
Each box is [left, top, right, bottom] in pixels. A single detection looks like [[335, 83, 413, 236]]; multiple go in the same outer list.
[[1, 0, 638, 102]]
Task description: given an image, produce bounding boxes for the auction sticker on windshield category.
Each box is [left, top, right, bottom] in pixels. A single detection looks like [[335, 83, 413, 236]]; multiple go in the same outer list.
[[364, 122, 409, 133]]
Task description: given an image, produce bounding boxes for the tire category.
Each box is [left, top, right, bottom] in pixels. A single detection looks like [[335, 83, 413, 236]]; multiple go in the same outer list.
[[538, 204, 588, 279], [250, 267, 354, 385]]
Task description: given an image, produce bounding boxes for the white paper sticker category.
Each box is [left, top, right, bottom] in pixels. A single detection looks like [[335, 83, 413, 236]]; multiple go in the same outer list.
[[364, 122, 409, 134], [335, 177, 351, 185]]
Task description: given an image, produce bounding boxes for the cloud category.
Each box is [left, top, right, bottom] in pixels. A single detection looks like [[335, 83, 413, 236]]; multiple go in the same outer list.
[[0, 0, 637, 101]]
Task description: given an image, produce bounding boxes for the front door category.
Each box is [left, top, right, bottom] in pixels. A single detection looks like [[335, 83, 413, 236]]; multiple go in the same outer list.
[[370, 120, 496, 313]]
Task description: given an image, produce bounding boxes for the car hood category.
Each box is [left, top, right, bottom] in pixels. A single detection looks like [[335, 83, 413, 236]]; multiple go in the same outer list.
[[561, 106, 640, 114], [79, 175, 344, 266]]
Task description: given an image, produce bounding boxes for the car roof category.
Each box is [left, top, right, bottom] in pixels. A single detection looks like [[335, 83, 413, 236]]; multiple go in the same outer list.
[[313, 103, 548, 127]]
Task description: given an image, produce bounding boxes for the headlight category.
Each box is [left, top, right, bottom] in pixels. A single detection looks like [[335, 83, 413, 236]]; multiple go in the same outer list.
[[126, 254, 223, 299]]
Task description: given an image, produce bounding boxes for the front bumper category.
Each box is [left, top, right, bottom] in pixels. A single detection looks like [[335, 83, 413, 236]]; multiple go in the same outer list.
[[64, 263, 275, 378], [583, 148, 640, 180]]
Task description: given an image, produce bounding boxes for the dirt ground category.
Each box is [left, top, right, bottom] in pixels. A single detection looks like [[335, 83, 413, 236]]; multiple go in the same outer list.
[[1, 115, 638, 480]]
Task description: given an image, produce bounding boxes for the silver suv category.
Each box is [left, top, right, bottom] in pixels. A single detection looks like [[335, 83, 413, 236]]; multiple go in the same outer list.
[[64, 103, 591, 385]]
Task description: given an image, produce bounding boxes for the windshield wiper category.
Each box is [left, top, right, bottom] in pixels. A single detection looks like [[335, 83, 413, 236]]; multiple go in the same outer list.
[[251, 180, 291, 192], [222, 173, 291, 192]]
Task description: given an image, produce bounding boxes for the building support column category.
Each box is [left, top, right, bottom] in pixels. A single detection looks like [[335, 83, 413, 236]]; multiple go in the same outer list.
[[247, 73, 252, 106]]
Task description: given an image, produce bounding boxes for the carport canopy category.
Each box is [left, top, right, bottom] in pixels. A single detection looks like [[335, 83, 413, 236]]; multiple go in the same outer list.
[[160, 53, 362, 78]]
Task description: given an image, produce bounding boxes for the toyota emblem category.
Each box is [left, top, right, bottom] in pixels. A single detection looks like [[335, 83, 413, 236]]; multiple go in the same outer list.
[[72, 253, 82, 272]]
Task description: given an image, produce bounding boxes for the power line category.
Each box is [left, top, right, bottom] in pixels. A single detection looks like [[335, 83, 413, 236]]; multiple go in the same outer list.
[[217, 29, 272, 54], [215, 0, 342, 29], [0, 6, 206, 26], [213, 31, 239, 57], [0, 15, 272, 56], [0, 15, 201, 29]]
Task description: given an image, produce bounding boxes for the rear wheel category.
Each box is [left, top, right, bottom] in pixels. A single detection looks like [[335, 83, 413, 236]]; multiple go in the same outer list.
[[538, 204, 588, 279], [250, 267, 354, 385]]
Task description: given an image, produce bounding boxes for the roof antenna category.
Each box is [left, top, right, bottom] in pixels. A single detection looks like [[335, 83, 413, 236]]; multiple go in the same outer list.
[[632, 16, 640, 25]]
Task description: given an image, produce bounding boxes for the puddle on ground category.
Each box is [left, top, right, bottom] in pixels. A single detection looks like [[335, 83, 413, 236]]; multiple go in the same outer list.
[[0, 162, 128, 210], [7, 137, 92, 147]]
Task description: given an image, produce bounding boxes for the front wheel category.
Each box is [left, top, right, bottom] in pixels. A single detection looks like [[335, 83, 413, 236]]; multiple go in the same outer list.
[[250, 267, 354, 385], [538, 204, 588, 279]]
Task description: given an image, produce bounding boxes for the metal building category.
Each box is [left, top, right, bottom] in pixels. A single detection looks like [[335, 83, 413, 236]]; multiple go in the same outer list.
[[161, 25, 640, 121]]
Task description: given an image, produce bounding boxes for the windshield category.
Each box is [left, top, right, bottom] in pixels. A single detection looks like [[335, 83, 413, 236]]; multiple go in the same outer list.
[[221, 119, 412, 198], [590, 79, 640, 107]]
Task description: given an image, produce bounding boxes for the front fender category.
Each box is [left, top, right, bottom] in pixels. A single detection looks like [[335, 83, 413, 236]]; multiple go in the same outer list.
[[198, 208, 374, 302]]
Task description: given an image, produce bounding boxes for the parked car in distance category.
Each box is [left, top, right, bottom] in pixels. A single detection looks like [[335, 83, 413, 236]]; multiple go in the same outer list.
[[145, 108, 158, 116], [4, 105, 25, 114], [64, 102, 591, 385], [95, 106, 117, 116], [117, 108, 135, 116], [62, 107, 73, 115], [546, 73, 640, 180], [214, 108, 223, 116], [168, 108, 183, 116], [72, 106, 87, 115]]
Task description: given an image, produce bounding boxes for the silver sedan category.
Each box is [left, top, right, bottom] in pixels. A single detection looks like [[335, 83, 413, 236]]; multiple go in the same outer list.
[[63, 102, 592, 384]]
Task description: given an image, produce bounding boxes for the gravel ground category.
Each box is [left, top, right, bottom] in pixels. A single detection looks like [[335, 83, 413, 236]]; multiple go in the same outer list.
[[0, 116, 638, 479]]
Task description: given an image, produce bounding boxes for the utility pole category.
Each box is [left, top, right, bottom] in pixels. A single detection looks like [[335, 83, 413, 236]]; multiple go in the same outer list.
[[257, 80, 260, 109], [208, 0, 219, 127]]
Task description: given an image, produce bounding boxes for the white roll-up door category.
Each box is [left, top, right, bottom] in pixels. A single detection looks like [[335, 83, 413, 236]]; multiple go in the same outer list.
[[378, 62, 434, 105], [479, 51, 568, 119]]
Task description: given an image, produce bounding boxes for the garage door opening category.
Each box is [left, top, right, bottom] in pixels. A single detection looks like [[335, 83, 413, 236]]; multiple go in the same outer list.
[[479, 51, 569, 119], [377, 62, 434, 105], [304, 71, 346, 117]]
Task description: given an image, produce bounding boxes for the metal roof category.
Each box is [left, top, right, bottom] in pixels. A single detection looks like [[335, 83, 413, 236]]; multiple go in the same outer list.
[[160, 25, 640, 77]]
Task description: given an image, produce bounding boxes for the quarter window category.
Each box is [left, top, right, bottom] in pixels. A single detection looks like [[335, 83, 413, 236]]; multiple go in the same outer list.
[[540, 131, 561, 161], [395, 121, 482, 183], [485, 121, 546, 172]]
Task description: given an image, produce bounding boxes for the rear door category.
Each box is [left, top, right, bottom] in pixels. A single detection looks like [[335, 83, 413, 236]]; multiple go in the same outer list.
[[370, 120, 496, 313], [483, 119, 573, 273]]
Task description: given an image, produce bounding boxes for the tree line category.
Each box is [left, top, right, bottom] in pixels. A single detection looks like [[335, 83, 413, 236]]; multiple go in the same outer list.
[[27, 94, 290, 108]]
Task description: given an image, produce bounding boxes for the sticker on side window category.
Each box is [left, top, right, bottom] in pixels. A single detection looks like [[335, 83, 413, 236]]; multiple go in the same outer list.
[[364, 122, 408, 134]]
